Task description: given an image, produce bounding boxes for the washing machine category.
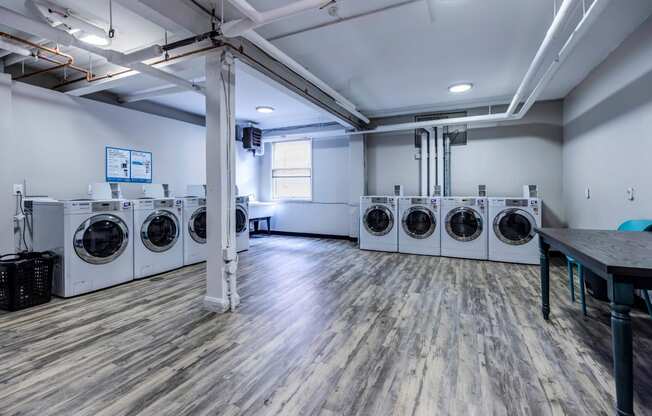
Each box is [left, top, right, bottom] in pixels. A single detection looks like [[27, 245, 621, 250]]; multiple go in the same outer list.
[[183, 197, 207, 265], [488, 198, 542, 264], [132, 198, 184, 278], [236, 196, 249, 252], [27, 199, 134, 298], [359, 196, 398, 252], [441, 197, 488, 260], [398, 196, 441, 256]]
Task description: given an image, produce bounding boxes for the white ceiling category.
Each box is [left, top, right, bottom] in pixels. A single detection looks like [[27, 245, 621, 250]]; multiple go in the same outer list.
[[2, 0, 652, 124]]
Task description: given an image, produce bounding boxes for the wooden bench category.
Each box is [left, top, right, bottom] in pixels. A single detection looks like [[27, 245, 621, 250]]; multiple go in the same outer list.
[[249, 216, 271, 235]]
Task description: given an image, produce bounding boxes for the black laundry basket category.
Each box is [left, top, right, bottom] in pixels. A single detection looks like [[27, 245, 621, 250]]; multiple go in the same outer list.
[[0, 252, 56, 311]]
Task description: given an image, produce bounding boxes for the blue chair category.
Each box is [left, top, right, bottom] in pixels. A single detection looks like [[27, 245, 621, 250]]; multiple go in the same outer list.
[[566, 220, 652, 317], [618, 220, 652, 317]]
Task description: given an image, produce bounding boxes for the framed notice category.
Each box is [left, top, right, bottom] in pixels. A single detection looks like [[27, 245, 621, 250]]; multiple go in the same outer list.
[[130, 150, 152, 183], [105, 147, 153, 183], [106, 147, 131, 182]]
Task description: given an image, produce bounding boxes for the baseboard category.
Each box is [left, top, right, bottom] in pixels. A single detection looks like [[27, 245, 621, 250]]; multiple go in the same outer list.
[[251, 230, 357, 242]]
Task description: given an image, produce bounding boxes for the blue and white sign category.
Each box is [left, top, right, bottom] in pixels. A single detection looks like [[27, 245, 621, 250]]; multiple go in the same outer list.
[[106, 147, 131, 182], [130, 150, 152, 183], [106, 147, 152, 183]]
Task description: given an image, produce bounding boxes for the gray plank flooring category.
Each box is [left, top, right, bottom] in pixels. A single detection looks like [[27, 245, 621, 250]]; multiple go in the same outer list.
[[1, 235, 651, 416]]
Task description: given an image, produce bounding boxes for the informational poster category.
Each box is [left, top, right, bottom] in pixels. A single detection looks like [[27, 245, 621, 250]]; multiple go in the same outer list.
[[106, 147, 131, 182], [105, 147, 153, 183], [130, 150, 152, 183]]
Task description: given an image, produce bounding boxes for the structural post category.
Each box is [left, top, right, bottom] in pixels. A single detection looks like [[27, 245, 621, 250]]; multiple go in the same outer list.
[[204, 50, 239, 312]]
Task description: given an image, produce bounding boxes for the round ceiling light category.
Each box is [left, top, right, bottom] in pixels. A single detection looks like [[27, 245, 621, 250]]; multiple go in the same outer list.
[[256, 106, 275, 114], [448, 83, 473, 93]]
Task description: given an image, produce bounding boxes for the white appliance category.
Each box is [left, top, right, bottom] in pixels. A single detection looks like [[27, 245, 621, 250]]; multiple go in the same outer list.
[[29, 199, 134, 297], [183, 197, 207, 265], [398, 196, 441, 256], [236, 196, 249, 252], [359, 196, 398, 252], [132, 198, 184, 278], [488, 197, 542, 264], [441, 197, 488, 260]]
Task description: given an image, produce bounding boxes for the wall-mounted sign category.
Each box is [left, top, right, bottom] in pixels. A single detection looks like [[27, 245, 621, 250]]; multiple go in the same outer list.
[[130, 150, 152, 183], [106, 147, 131, 182], [106, 147, 152, 183]]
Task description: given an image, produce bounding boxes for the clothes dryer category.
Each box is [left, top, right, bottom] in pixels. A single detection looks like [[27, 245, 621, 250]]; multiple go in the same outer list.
[[441, 197, 488, 260], [359, 196, 398, 252], [488, 197, 542, 264], [398, 196, 441, 256]]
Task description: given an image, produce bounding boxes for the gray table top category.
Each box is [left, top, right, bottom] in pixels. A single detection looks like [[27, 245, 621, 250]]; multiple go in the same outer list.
[[537, 228, 652, 278]]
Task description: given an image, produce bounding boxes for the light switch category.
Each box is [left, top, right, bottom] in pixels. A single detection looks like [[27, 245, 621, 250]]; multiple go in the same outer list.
[[626, 187, 635, 201]]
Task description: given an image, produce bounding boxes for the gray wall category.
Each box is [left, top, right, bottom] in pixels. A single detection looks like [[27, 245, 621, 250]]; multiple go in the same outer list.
[[366, 101, 565, 227], [563, 14, 652, 229], [258, 137, 353, 236], [0, 78, 257, 253]]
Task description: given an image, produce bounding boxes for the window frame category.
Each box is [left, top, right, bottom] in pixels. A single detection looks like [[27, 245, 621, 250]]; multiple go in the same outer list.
[[270, 138, 313, 201]]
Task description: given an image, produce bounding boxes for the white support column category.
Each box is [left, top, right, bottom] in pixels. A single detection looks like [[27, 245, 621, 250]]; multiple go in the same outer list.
[[348, 134, 365, 239], [204, 50, 239, 313]]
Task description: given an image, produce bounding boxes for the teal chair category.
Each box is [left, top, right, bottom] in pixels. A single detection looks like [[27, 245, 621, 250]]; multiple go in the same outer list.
[[567, 219, 652, 317]]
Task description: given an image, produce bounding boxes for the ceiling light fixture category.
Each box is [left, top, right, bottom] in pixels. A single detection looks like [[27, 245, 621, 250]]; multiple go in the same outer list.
[[78, 32, 111, 46], [448, 83, 473, 93], [256, 106, 275, 114]]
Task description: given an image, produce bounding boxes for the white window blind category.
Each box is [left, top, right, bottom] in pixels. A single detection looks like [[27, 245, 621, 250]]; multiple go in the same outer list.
[[272, 139, 312, 200]]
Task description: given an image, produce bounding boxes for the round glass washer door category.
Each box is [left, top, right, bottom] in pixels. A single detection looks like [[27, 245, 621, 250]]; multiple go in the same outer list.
[[236, 206, 247, 234], [363, 205, 394, 236], [493, 208, 536, 246], [445, 207, 483, 242], [189, 207, 207, 244], [74, 214, 129, 265], [141, 210, 180, 253], [402, 206, 436, 239]]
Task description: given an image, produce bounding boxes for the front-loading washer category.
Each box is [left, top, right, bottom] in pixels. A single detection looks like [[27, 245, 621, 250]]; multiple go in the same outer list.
[[488, 197, 542, 264], [441, 197, 488, 260], [133, 198, 184, 278], [236, 196, 249, 252], [398, 196, 441, 256], [359, 196, 398, 252], [183, 197, 207, 265]]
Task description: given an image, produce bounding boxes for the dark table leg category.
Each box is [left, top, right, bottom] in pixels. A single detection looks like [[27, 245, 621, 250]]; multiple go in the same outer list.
[[539, 236, 551, 320], [609, 278, 635, 416], [266, 217, 271, 235]]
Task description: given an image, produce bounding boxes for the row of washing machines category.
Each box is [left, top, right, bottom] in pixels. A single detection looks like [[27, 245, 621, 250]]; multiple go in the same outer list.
[[26, 190, 250, 298], [359, 196, 542, 264]]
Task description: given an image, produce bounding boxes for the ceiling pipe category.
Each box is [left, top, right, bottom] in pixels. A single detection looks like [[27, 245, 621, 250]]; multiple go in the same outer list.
[[0, 5, 204, 95], [336, 0, 609, 136], [506, 0, 578, 115]]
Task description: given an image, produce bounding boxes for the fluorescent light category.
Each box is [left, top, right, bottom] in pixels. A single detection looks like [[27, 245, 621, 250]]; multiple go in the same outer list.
[[78, 33, 110, 46], [256, 106, 275, 114], [448, 83, 473, 93]]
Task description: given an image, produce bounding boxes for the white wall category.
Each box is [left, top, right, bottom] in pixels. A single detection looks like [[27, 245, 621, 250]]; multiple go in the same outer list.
[[563, 15, 652, 229], [0, 80, 256, 253], [236, 144, 260, 197], [367, 101, 565, 227], [259, 137, 354, 236]]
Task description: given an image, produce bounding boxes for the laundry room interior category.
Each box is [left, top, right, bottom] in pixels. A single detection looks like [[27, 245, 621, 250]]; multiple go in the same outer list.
[[1, 1, 652, 415]]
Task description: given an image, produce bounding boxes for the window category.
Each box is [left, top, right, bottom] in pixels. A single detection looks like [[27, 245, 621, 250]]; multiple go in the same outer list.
[[272, 139, 312, 200]]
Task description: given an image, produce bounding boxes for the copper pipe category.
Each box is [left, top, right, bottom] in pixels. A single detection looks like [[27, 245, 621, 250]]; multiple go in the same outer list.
[[0, 31, 91, 81], [54, 44, 220, 89]]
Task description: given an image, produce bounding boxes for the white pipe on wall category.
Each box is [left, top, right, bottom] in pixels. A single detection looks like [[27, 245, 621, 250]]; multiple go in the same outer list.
[[419, 130, 428, 196], [506, 0, 580, 115], [337, 0, 610, 136]]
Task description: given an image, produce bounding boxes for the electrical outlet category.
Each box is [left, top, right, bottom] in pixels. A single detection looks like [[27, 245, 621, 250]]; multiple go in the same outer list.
[[12, 184, 24, 195]]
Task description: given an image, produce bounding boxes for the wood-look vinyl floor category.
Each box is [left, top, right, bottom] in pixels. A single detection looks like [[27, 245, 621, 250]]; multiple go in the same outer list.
[[1, 235, 651, 416]]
